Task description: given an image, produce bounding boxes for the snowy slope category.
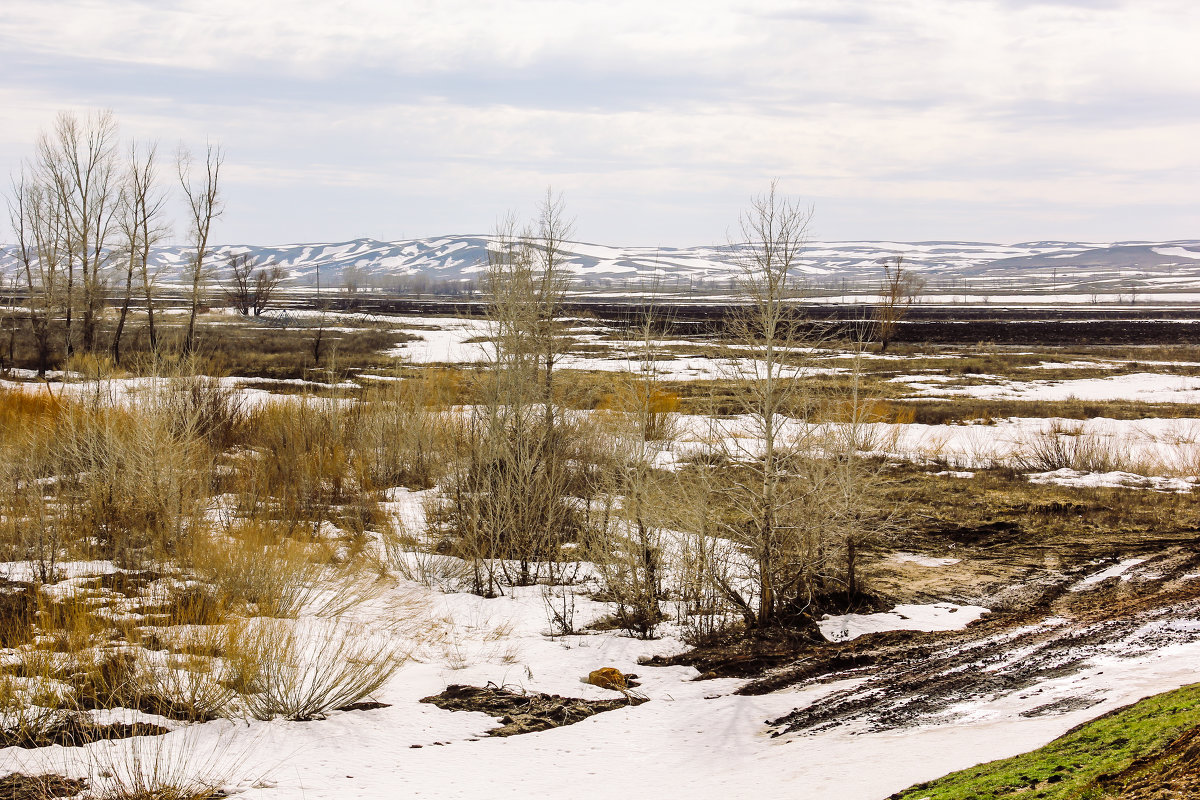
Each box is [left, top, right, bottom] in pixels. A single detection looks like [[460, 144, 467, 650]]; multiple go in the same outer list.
[[3, 237, 1200, 292]]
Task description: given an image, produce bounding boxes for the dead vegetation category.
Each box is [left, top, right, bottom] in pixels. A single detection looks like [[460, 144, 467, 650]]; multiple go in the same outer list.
[[421, 683, 647, 737]]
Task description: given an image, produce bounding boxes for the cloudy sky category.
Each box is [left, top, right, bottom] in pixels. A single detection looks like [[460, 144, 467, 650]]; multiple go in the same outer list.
[[1, 0, 1197, 246]]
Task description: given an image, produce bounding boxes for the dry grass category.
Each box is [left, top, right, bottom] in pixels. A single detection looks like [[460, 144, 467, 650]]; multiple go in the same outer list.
[[85, 723, 251, 800], [901, 397, 1200, 426], [184, 520, 333, 619], [225, 617, 403, 721]]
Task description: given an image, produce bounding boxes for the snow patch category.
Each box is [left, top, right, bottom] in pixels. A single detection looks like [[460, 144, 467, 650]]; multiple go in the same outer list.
[[819, 603, 988, 642], [1072, 558, 1147, 590], [892, 552, 962, 567]]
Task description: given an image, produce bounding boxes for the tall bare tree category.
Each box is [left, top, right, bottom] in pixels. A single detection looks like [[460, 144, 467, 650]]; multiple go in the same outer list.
[[874, 255, 924, 353], [113, 140, 169, 364], [37, 110, 121, 356], [434, 195, 580, 592], [1, 272, 17, 373], [530, 189, 573, 432], [178, 143, 223, 352], [715, 181, 819, 629], [8, 168, 67, 376]]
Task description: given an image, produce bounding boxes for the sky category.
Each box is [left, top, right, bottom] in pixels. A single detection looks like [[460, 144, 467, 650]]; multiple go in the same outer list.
[[1, 0, 1197, 246]]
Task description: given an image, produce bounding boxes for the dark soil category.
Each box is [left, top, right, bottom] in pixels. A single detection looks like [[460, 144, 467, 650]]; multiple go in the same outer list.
[[0, 773, 87, 800], [335, 701, 391, 713], [640, 626, 828, 679], [0, 583, 37, 647], [421, 683, 647, 737], [763, 556, 1200, 737], [2, 714, 170, 749], [90, 570, 164, 596], [278, 300, 1200, 346]]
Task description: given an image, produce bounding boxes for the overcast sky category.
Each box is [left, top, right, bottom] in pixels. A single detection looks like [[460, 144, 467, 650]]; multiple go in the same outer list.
[[2, 0, 1197, 246]]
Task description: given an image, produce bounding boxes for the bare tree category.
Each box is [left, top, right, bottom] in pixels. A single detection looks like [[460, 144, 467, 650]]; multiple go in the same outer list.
[[225, 254, 286, 317], [342, 265, 362, 295], [530, 189, 573, 432], [37, 110, 121, 356], [697, 187, 899, 632], [711, 181, 824, 630], [8, 168, 67, 376], [874, 256, 924, 353], [432, 196, 582, 592], [178, 143, 224, 352], [1, 272, 18, 374], [113, 140, 169, 364], [252, 262, 286, 317]]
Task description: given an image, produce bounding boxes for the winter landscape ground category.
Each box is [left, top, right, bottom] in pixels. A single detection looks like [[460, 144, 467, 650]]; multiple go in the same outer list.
[[5, 0, 1197, 793], [2, 259, 1200, 799]]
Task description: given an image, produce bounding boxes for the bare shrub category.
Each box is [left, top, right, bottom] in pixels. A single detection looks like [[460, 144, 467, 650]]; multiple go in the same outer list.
[[1010, 420, 1140, 474], [587, 448, 669, 639], [666, 476, 745, 646], [0, 661, 70, 746], [237, 397, 382, 535], [540, 583, 579, 636], [45, 398, 212, 567], [135, 638, 235, 722], [355, 375, 456, 491], [226, 618, 403, 721], [147, 369, 248, 450], [0, 462, 61, 583], [186, 521, 322, 618], [380, 515, 475, 593], [430, 407, 590, 593], [85, 723, 250, 800]]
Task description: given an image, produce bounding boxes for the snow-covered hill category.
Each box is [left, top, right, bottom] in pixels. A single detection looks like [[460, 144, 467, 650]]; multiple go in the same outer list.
[[3, 236, 1200, 294]]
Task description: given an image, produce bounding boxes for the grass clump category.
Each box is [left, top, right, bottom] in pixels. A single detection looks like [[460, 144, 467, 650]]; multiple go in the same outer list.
[[225, 618, 403, 721], [890, 683, 1200, 800]]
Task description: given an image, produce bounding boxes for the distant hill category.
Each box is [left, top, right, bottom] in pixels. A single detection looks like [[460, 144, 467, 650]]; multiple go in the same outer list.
[[3, 236, 1200, 295]]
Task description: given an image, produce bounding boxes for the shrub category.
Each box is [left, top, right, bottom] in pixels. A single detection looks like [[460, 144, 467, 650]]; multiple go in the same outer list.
[[225, 618, 403, 721]]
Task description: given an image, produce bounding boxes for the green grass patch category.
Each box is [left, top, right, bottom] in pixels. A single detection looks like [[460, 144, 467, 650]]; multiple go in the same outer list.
[[890, 683, 1200, 800]]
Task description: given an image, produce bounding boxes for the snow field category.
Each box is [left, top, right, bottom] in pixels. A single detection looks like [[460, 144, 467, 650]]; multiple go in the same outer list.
[[7, 560, 1199, 800]]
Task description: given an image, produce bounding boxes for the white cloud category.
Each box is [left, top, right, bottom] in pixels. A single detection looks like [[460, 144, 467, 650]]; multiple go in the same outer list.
[[1, 0, 1197, 244]]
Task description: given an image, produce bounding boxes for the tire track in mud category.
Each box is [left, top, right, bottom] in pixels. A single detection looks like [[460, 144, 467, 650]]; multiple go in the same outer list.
[[765, 552, 1200, 736]]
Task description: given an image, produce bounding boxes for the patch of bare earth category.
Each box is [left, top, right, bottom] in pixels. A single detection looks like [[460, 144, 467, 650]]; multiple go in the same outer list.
[[420, 683, 647, 737], [0, 773, 86, 800]]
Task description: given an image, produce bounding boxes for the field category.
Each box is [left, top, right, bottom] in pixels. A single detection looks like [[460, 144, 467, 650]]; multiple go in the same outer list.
[[2, 302, 1200, 799]]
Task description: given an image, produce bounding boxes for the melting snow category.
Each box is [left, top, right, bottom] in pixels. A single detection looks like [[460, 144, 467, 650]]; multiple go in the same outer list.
[[1073, 558, 1148, 590], [892, 552, 963, 567], [819, 603, 989, 642]]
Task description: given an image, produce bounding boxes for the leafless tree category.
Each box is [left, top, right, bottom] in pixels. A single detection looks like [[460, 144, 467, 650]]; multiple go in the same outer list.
[[342, 265, 362, 295], [311, 266, 330, 365], [697, 186, 899, 631], [874, 256, 924, 353], [432, 195, 582, 592], [113, 140, 169, 364], [37, 110, 121, 356], [225, 254, 286, 316], [8, 168, 67, 376], [713, 181, 820, 629], [530, 189, 573, 432], [178, 143, 224, 352], [1, 272, 18, 374]]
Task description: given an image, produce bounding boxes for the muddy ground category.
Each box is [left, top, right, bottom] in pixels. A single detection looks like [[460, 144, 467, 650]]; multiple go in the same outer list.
[[646, 472, 1200, 745]]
